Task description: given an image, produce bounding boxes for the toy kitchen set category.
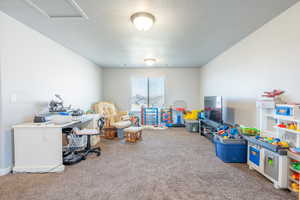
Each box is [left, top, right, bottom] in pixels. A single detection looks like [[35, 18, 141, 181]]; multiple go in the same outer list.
[[244, 91, 300, 193]]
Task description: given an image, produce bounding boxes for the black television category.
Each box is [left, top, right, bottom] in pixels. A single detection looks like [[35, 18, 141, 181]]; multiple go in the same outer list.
[[204, 96, 223, 124]]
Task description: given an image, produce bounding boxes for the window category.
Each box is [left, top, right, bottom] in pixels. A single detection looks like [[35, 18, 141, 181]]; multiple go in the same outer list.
[[131, 77, 165, 111]]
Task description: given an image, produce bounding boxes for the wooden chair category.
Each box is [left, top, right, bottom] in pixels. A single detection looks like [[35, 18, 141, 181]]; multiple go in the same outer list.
[[93, 102, 130, 139]]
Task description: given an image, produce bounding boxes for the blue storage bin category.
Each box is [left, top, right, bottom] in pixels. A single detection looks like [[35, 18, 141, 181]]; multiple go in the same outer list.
[[275, 106, 292, 116], [214, 137, 247, 163], [249, 146, 260, 166]]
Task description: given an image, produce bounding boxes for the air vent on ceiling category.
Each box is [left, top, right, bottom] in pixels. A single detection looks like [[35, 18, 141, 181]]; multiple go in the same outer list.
[[24, 0, 88, 19]]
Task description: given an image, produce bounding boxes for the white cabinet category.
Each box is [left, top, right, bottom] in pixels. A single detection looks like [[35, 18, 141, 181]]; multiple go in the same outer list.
[[13, 126, 65, 173]]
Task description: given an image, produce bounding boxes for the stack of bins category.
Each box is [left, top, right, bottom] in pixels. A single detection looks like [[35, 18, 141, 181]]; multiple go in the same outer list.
[[214, 135, 247, 163]]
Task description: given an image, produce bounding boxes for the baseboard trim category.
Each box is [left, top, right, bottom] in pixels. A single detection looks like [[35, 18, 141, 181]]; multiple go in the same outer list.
[[13, 165, 65, 174], [0, 166, 12, 176]]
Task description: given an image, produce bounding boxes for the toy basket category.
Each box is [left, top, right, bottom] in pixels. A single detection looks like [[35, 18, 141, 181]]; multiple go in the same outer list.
[[63, 134, 87, 151]]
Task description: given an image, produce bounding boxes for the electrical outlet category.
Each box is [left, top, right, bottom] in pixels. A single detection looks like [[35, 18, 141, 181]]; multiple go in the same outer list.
[[11, 93, 17, 103]]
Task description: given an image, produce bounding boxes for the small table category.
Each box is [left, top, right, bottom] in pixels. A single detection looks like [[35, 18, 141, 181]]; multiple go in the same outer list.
[[124, 127, 143, 143]]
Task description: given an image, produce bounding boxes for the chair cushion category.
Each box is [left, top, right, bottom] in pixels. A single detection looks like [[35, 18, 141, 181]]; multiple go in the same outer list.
[[74, 129, 99, 135], [112, 120, 131, 129], [124, 127, 143, 133]]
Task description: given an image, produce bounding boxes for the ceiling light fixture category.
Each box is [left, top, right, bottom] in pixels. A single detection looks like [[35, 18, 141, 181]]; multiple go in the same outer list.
[[131, 12, 155, 31], [144, 58, 156, 66]]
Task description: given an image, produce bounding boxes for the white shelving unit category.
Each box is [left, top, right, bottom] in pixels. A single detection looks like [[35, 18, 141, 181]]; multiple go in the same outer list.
[[257, 101, 300, 192], [287, 151, 300, 195], [256, 99, 277, 138], [261, 105, 300, 148], [248, 99, 288, 189]]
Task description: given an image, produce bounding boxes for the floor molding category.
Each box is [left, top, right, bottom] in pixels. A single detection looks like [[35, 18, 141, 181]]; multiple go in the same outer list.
[[0, 166, 12, 176], [13, 165, 65, 173]]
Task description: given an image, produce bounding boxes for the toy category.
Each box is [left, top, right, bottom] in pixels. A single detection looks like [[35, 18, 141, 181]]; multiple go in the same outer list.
[[287, 122, 297, 130], [274, 138, 281, 142], [49, 94, 71, 112], [230, 128, 239, 136], [217, 126, 241, 140], [160, 108, 173, 127], [129, 115, 140, 127], [141, 107, 159, 126], [198, 111, 205, 120], [171, 100, 187, 127], [278, 141, 289, 148], [262, 89, 284, 98], [254, 136, 289, 147], [218, 130, 225, 135], [277, 123, 287, 128], [240, 126, 260, 136], [184, 110, 201, 120], [292, 163, 300, 171], [291, 183, 300, 192], [292, 173, 300, 180], [172, 108, 185, 127], [290, 147, 300, 154], [277, 122, 299, 131]]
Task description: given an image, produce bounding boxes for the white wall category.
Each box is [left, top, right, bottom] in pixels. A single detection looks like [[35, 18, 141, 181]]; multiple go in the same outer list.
[[200, 2, 300, 127], [103, 68, 201, 110], [0, 11, 4, 174], [0, 12, 103, 173]]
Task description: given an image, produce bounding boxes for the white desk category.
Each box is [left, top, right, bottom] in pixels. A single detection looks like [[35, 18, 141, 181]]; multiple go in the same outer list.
[[12, 117, 93, 173]]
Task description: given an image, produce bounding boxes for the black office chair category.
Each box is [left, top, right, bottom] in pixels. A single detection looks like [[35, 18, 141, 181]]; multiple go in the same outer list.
[[62, 128, 86, 165], [63, 117, 105, 164]]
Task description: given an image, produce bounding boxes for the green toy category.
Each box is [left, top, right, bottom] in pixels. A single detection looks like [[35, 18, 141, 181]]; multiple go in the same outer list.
[[292, 163, 300, 171], [240, 126, 260, 136]]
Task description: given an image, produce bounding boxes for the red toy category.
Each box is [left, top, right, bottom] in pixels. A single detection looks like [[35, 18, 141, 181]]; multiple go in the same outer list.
[[292, 173, 300, 180], [262, 89, 284, 98], [218, 130, 225, 135], [277, 123, 287, 128]]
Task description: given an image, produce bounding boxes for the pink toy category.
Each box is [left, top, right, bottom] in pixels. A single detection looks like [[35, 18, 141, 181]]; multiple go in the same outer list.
[[262, 89, 284, 98]]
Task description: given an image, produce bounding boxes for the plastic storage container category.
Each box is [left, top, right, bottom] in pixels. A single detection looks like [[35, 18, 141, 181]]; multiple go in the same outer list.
[[214, 136, 247, 163], [249, 146, 260, 166], [117, 128, 126, 139], [185, 120, 199, 133]]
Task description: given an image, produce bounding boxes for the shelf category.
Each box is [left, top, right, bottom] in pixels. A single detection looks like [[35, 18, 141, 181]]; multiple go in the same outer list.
[[273, 126, 300, 135], [265, 114, 276, 118], [266, 114, 300, 123], [289, 176, 300, 184], [288, 186, 299, 193], [288, 151, 300, 161], [261, 129, 276, 135]]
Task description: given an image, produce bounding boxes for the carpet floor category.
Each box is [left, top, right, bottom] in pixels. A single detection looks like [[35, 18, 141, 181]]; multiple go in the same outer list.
[[0, 128, 296, 200]]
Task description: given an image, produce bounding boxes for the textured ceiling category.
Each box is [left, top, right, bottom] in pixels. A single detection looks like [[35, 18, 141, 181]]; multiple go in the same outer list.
[[0, 0, 299, 67]]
